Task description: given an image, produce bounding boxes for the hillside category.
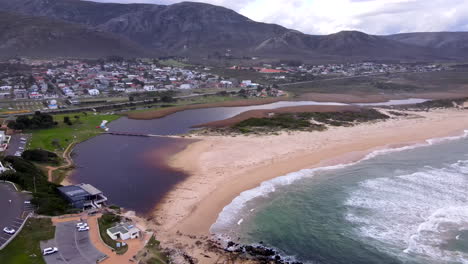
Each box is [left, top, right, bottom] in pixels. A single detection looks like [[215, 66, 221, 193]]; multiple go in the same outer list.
[[0, 11, 148, 58], [387, 32, 468, 54], [0, 0, 466, 61]]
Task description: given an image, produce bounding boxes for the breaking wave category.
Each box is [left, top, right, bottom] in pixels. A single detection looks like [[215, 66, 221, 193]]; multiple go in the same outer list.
[[345, 160, 468, 263], [210, 130, 468, 235]]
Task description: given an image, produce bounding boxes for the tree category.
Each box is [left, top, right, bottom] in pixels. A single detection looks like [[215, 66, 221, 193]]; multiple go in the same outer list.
[[161, 95, 175, 103]]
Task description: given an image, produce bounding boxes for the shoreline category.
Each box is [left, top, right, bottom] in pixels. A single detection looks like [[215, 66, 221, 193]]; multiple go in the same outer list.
[[126, 97, 286, 120], [126, 91, 468, 121], [152, 108, 468, 263]]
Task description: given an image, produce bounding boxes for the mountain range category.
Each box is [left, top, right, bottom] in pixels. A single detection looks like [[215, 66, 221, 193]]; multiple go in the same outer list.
[[0, 0, 467, 62]]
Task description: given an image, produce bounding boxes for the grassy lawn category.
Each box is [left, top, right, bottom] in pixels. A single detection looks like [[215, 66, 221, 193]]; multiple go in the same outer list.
[[28, 112, 120, 152], [97, 213, 128, 255], [0, 218, 55, 264], [158, 59, 191, 68]]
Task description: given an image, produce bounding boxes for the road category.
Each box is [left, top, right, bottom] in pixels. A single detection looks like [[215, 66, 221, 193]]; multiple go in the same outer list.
[[0, 182, 32, 249], [5, 133, 31, 157], [41, 220, 106, 264]]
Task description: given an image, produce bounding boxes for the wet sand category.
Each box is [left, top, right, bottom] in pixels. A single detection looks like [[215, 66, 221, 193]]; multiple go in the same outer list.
[[152, 108, 468, 264]]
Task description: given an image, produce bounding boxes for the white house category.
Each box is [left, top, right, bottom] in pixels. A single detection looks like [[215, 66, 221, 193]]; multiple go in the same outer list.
[[0, 86, 12, 91], [88, 89, 100, 96], [106, 223, 140, 241], [143, 85, 156, 91]]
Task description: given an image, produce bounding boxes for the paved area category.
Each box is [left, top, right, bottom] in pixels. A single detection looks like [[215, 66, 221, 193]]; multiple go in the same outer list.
[[0, 182, 32, 248], [41, 220, 107, 264], [5, 133, 31, 156]]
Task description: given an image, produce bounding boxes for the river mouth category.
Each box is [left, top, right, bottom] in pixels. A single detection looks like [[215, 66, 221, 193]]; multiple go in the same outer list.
[[69, 98, 429, 215]]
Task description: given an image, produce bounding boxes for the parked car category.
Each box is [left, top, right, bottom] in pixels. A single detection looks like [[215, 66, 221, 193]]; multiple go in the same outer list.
[[19, 147, 24, 150], [78, 226, 90, 232], [43, 247, 58, 256], [24, 201, 31, 204], [76, 222, 88, 228], [20, 137, 26, 141], [3, 227, 15, 234]]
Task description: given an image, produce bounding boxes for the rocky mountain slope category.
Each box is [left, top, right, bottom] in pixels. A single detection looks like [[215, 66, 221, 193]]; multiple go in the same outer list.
[[0, 11, 147, 58], [0, 0, 466, 61]]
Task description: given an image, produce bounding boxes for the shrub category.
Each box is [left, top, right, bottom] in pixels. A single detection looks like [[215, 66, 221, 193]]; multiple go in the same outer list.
[[21, 149, 59, 163]]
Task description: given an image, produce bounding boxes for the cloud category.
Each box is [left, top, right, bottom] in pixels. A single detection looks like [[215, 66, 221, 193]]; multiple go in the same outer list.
[[89, 0, 468, 35]]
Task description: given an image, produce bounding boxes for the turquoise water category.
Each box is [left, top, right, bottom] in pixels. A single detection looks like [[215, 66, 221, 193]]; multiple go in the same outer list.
[[211, 133, 468, 264]]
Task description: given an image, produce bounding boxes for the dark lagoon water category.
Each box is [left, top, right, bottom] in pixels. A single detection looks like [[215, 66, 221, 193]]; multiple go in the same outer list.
[[211, 132, 468, 264]]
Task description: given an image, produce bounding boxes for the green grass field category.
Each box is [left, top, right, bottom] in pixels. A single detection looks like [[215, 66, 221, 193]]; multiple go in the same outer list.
[[28, 112, 120, 152], [0, 218, 55, 264]]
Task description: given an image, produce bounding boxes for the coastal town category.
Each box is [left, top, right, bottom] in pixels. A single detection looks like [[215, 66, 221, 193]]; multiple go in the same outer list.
[[0, 57, 448, 113]]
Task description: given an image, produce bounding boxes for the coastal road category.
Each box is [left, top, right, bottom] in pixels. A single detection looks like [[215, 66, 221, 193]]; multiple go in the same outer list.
[[0, 182, 32, 249]]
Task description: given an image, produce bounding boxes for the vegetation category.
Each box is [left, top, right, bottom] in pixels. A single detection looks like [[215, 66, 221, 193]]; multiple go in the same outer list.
[[0, 156, 70, 215], [97, 213, 128, 255], [296, 109, 390, 126], [138, 236, 170, 264], [7, 112, 57, 130], [232, 109, 389, 134], [282, 71, 468, 96], [0, 218, 55, 264], [21, 149, 59, 164], [158, 59, 191, 68], [401, 97, 468, 109], [28, 112, 120, 152]]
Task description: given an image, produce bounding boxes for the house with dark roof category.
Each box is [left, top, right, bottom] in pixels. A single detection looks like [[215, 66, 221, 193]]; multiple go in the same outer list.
[[58, 183, 107, 209]]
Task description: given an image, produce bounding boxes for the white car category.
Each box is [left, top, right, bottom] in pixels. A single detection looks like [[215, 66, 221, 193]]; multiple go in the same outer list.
[[78, 226, 90, 232], [3, 227, 15, 234], [20, 137, 27, 141], [19, 147, 24, 150], [24, 201, 31, 204], [14, 152, 21, 157], [43, 247, 58, 256], [76, 222, 88, 228]]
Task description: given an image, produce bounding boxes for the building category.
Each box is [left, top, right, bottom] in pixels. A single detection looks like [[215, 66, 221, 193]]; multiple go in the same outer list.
[[58, 183, 107, 209], [48, 100, 58, 109], [88, 89, 100, 96], [107, 223, 140, 241]]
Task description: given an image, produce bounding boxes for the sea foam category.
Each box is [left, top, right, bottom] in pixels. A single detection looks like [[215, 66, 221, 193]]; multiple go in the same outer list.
[[210, 130, 468, 237]]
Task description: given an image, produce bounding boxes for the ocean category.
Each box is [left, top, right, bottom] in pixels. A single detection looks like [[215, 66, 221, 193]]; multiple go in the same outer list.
[[211, 132, 468, 264]]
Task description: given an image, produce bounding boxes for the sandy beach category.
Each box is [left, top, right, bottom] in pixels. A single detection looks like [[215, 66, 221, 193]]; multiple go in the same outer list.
[[152, 108, 468, 263]]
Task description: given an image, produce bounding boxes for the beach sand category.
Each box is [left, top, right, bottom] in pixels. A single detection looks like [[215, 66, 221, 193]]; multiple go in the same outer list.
[[151, 108, 468, 263]]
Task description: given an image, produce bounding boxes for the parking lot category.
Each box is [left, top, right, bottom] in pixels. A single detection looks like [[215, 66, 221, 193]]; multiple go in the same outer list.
[[5, 133, 31, 157], [41, 221, 107, 264], [0, 182, 32, 249]]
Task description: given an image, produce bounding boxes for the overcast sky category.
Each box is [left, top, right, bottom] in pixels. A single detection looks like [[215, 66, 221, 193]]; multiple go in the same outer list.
[[91, 0, 468, 35]]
